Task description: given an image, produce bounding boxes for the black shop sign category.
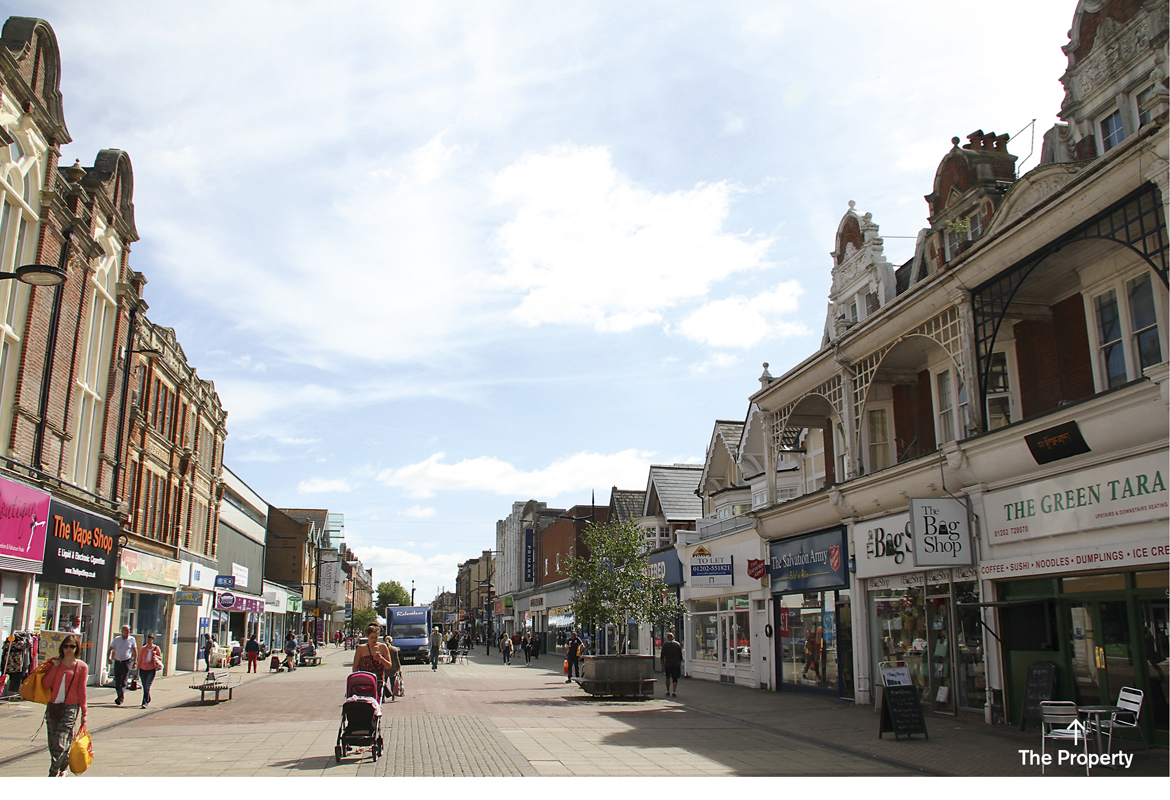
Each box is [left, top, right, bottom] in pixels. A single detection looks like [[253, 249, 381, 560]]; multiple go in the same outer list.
[[39, 500, 118, 590]]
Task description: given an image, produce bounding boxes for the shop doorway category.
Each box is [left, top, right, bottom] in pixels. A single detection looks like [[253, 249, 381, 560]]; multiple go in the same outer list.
[[774, 589, 852, 698]]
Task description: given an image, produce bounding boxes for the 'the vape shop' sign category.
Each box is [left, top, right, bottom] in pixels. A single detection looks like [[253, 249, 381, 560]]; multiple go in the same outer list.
[[909, 498, 972, 567], [40, 500, 119, 590]]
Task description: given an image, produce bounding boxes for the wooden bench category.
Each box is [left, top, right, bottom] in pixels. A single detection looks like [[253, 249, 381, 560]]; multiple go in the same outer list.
[[189, 670, 240, 702], [298, 645, 322, 667]]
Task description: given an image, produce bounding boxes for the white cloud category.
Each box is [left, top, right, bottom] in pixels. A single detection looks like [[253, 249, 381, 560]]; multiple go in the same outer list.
[[400, 506, 436, 518], [690, 353, 741, 374], [351, 545, 469, 596], [676, 280, 807, 348], [297, 477, 355, 494], [378, 449, 655, 499], [492, 145, 774, 333]]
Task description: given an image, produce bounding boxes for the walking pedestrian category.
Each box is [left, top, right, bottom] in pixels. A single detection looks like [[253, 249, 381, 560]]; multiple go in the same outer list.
[[353, 624, 398, 700], [565, 631, 583, 682], [661, 632, 683, 697], [802, 627, 821, 682], [500, 633, 513, 665], [245, 633, 261, 673], [43, 634, 87, 776], [136, 633, 163, 708], [106, 624, 137, 706], [521, 632, 532, 665], [429, 626, 443, 671], [202, 633, 216, 674]]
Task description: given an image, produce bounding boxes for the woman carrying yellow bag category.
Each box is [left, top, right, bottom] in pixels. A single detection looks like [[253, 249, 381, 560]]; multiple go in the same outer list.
[[18, 658, 53, 704], [69, 723, 94, 774], [41, 635, 88, 777]]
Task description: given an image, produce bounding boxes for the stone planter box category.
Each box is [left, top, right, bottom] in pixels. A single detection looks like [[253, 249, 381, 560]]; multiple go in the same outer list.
[[575, 655, 655, 697]]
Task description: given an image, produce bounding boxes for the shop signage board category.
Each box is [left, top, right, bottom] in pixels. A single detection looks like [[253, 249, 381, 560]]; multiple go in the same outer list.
[[0, 476, 51, 567], [856, 513, 912, 579], [878, 684, 929, 740], [119, 547, 181, 589], [690, 552, 733, 587], [1025, 420, 1091, 465], [909, 498, 972, 567], [41, 500, 118, 590], [524, 528, 534, 582], [216, 592, 264, 613], [768, 527, 848, 594], [174, 590, 203, 605], [648, 549, 683, 585], [985, 450, 1167, 543], [214, 575, 236, 588], [231, 563, 249, 586], [979, 529, 1169, 579], [287, 596, 303, 613]]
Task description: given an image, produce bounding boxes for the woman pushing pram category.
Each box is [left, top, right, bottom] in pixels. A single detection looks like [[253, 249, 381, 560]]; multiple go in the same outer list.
[[351, 623, 401, 700]]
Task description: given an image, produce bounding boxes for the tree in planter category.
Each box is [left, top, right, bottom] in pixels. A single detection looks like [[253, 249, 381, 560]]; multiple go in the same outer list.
[[565, 519, 685, 655]]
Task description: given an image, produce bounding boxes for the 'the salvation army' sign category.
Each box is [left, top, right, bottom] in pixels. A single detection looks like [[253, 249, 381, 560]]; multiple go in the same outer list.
[[768, 527, 848, 594]]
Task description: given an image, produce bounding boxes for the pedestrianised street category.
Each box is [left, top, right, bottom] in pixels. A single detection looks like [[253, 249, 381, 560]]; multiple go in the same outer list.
[[0, 647, 1165, 779]]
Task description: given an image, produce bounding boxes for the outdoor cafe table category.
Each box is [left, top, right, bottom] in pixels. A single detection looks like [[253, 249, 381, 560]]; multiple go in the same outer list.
[[1078, 704, 1122, 762]]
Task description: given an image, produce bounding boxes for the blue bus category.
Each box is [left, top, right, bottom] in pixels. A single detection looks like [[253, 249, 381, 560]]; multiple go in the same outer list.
[[386, 606, 432, 664]]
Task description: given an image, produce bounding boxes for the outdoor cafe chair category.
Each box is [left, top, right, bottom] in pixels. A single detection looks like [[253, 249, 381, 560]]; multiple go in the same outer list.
[[1040, 700, 1090, 775], [1089, 686, 1148, 755]]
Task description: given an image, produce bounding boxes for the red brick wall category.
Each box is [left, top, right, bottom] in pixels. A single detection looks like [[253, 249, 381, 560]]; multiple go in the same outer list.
[[892, 369, 936, 462], [1015, 293, 1094, 418]]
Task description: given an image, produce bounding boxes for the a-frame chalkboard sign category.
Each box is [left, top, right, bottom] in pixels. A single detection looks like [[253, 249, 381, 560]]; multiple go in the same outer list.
[[878, 684, 929, 740], [1019, 661, 1057, 731]]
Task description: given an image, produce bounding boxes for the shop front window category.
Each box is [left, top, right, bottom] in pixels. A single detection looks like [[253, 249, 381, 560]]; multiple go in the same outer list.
[[778, 590, 847, 691], [954, 580, 986, 710], [691, 599, 718, 662], [871, 585, 928, 698]]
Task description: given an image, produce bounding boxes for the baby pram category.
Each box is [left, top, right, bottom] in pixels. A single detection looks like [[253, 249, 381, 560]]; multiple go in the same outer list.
[[335, 671, 383, 763]]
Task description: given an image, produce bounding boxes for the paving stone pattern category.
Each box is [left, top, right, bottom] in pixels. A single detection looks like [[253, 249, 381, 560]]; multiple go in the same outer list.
[[0, 647, 1163, 778]]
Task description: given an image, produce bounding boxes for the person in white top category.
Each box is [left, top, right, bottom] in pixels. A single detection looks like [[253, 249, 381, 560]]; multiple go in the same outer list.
[[106, 625, 138, 706]]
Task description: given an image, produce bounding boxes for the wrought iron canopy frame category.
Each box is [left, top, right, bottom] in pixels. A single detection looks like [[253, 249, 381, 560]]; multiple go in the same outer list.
[[970, 183, 1167, 431]]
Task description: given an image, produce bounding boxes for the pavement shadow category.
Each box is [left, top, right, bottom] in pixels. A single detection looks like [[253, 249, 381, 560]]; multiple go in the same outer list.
[[269, 755, 345, 771]]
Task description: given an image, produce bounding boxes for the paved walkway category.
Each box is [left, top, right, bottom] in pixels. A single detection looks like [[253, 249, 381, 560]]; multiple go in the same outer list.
[[0, 645, 1164, 778]]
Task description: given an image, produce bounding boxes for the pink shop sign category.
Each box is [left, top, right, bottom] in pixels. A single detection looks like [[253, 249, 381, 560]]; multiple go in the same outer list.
[[0, 476, 51, 563]]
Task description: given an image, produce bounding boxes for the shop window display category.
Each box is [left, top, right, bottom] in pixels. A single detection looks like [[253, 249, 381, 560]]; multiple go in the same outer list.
[[777, 591, 846, 690], [954, 581, 986, 710], [691, 599, 718, 662], [872, 586, 928, 697]]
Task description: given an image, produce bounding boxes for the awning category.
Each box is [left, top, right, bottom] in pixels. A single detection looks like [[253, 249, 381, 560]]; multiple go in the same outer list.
[[548, 614, 575, 627]]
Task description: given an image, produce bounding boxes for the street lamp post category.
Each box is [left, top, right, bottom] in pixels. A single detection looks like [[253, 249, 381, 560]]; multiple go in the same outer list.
[[411, 580, 415, 606]]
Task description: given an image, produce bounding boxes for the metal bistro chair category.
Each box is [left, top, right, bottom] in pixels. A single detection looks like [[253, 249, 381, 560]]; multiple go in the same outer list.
[[1040, 701, 1090, 775], [1092, 687, 1148, 755]]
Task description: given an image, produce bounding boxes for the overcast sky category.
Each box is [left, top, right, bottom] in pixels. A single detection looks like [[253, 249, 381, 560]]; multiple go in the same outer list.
[[5, 0, 1072, 598]]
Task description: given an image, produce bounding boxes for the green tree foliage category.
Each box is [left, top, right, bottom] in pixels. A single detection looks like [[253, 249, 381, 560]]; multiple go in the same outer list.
[[377, 580, 410, 610], [565, 519, 685, 653], [351, 607, 377, 633]]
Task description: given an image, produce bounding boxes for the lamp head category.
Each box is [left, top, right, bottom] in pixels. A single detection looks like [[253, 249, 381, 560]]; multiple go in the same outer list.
[[12, 264, 67, 286]]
